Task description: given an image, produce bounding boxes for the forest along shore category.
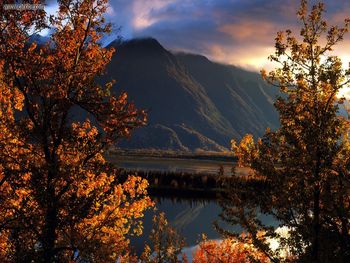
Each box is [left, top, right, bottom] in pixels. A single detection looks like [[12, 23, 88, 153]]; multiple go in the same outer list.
[[106, 150, 261, 200]]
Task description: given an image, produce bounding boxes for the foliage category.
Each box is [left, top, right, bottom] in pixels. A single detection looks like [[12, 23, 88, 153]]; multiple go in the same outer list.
[[140, 212, 186, 263], [192, 234, 269, 263], [220, 1, 350, 262], [0, 0, 153, 262]]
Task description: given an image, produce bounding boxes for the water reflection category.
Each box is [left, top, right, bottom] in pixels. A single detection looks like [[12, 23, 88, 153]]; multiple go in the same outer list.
[[131, 197, 230, 252], [119, 157, 275, 253], [131, 196, 277, 255]]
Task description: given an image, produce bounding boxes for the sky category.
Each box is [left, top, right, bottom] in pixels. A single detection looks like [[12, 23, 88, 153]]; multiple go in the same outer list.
[[44, 0, 350, 96], [105, 0, 350, 70]]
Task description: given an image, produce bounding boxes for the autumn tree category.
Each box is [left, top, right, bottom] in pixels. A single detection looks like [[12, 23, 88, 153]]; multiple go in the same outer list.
[[140, 212, 186, 263], [219, 1, 350, 262], [192, 234, 269, 263], [0, 0, 153, 262]]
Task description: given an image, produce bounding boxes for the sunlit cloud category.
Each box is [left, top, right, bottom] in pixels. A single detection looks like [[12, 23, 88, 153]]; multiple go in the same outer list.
[[219, 21, 276, 43], [206, 44, 276, 72], [132, 0, 175, 29]]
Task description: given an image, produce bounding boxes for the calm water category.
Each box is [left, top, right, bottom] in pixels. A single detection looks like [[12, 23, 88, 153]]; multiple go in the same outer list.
[[131, 199, 227, 251], [112, 156, 273, 252], [132, 198, 277, 253]]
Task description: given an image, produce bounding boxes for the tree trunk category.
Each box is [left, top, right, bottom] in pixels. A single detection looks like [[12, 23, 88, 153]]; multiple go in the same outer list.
[[42, 174, 58, 263], [311, 185, 320, 262]]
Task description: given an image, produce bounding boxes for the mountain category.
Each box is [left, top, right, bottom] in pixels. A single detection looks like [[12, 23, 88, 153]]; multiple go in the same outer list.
[[100, 38, 280, 151], [101, 38, 279, 151], [176, 53, 278, 137], [21, 35, 349, 152]]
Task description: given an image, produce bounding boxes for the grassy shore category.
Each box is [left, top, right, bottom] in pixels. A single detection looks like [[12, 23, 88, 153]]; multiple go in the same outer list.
[[108, 148, 236, 162]]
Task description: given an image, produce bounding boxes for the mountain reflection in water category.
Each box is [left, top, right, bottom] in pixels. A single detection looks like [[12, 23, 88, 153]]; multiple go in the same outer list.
[[131, 197, 277, 253], [116, 157, 275, 252]]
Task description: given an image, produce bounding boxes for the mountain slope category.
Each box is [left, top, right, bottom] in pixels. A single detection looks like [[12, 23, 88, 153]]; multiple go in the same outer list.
[[176, 53, 279, 137], [100, 38, 279, 150]]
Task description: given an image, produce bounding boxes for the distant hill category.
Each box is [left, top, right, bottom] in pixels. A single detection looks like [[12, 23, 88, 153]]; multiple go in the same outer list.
[[99, 38, 279, 151], [101, 38, 279, 150]]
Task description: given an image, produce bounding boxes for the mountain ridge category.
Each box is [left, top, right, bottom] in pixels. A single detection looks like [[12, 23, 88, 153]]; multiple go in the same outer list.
[[102, 37, 280, 151]]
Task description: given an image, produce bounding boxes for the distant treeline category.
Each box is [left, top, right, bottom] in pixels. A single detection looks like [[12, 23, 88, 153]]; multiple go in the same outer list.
[[117, 169, 266, 200]]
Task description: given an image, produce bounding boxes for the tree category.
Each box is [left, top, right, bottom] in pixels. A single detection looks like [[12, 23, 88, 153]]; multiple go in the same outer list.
[[219, 1, 350, 262], [0, 0, 153, 262], [192, 234, 269, 263], [140, 212, 186, 263]]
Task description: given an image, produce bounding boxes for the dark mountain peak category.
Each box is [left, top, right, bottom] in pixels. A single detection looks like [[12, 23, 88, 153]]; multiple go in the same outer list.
[[110, 37, 167, 55], [127, 37, 163, 48]]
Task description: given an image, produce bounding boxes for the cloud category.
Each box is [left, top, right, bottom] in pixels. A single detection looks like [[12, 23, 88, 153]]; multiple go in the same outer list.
[[219, 20, 278, 45], [107, 0, 301, 69], [47, 0, 350, 71]]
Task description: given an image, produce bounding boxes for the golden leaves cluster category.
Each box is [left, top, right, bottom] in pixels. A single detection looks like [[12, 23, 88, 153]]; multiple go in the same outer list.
[[192, 235, 269, 263], [0, 0, 153, 261]]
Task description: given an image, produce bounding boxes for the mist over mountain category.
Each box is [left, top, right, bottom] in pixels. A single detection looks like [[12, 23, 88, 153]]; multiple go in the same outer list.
[[99, 38, 279, 151]]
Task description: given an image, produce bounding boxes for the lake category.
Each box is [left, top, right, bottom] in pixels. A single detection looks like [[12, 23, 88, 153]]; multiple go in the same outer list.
[[131, 198, 228, 252], [132, 198, 277, 254], [112, 156, 274, 253]]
